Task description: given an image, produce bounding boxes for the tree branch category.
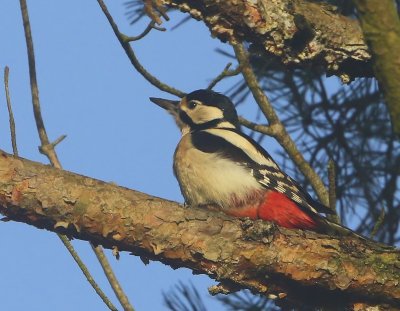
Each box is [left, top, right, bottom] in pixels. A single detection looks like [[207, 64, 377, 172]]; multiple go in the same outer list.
[[233, 42, 329, 206], [19, 1, 132, 309], [152, 0, 372, 81], [207, 63, 241, 90], [57, 233, 117, 311], [0, 151, 399, 310], [97, 0, 185, 98], [91, 245, 135, 311], [3, 67, 18, 156], [352, 0, 400, 135]]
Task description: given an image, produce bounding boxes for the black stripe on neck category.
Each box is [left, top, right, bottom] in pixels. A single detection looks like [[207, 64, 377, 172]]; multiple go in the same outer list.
[[180, 111, 225, 131], [192, 119, 224, 131]]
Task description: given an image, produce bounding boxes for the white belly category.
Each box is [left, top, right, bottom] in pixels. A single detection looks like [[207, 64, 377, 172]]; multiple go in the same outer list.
[[173, 134, 263, 208]]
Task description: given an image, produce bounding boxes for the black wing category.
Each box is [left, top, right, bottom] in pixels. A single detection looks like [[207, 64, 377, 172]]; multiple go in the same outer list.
[[191, 128, 332, 215]]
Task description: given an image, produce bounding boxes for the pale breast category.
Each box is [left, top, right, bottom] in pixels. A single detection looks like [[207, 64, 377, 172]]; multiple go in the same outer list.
[[173, 133, 263, 208]]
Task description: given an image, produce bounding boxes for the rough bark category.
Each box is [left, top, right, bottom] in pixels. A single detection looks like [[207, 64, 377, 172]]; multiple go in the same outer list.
[[156, 0, 371, 81], [0, 151, 399, 309], [352, 0, 400, 135]]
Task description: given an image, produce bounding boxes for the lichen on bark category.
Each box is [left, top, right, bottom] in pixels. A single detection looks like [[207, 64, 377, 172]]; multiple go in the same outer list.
[[158, 0, 372, 81]]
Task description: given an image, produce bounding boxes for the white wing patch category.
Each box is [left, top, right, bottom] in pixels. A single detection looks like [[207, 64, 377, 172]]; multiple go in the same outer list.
[[290, 193, 303, 204], [200, 128, 321, 215], [257, 169, 319, 214], [204, 128, 279, 168]]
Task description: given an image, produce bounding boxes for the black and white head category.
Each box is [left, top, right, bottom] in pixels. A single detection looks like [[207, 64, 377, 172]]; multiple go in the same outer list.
[[150, 89, 240, 133]]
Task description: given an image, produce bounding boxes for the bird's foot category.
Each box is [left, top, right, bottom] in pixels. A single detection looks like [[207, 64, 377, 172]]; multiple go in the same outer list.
[[241, 218, 277, 244]]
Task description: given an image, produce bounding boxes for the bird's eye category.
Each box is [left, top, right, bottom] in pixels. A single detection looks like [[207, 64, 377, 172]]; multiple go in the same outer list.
[[187, 101, 198, 110]]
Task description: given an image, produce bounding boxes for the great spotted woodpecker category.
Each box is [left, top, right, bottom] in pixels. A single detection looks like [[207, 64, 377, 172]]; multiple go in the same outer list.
[[149, 90, 356, 235]]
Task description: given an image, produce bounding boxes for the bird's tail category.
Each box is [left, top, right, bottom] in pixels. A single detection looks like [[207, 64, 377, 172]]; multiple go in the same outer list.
[[318, 217, 395, 252]]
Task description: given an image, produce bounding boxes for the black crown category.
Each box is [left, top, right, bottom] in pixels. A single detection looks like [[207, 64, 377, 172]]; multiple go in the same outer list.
[[186, 89, 239, 127]]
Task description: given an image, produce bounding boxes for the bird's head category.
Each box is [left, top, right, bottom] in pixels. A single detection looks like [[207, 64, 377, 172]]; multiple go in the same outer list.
[[150, 89, 240, 133]]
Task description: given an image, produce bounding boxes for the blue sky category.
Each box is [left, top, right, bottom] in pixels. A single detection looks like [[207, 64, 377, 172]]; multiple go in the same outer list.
[[0, 1, 259, 310], [2, 1, 377, 310]]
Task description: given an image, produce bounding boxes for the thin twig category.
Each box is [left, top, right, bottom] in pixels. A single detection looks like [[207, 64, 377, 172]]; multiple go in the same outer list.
[[3, 67, 18, 156], [144, 0, 169, 25], [171, 15, 191, 31], [51, 134, 67, 147], [125, 21, 165, 42], [97, 0, 185, 98], [60, 236, 118, 311], [232, 42, 329, 205], [328, 160, 336, 212], [207, 63, 241, 90], [327, 160, 340, 222], [19, 0, 61, 165], [92, 245, 135, 311], [370, 208, 386, 238], [239, 116, 274, 136], [19, 1, 121, 310]]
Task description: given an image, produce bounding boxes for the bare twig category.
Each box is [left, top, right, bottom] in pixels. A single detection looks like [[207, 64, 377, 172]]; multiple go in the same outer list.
[[353, 0, 400, 135], [19, 0, 61, 165], [239, 116, 274, 136], [19, 1, 122, 310], [370, 208, 386, 238], [125, 21, 165, 42], [51, 134, 67, 148], [328, 160, 336, 212], [3, 67, 18, 156], [171, 16, 191, 31], [97, 0, 185, 98], [207, 63, 241, 90], [232, 44, 279, 125], [327, 160, 340, 223], [60, 237, 118, 311], [92, 245, 135, 311], [232, 42, 329, 205], [144, 0, 169, 25]]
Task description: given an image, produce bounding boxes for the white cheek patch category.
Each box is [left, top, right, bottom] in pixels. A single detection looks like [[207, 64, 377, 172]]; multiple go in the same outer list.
[[187, 106, 224, 124]]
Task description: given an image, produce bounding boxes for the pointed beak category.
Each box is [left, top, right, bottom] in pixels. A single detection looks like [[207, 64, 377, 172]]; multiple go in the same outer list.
[[150, 96, 186, 130], [149, 97, 180, 114]]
